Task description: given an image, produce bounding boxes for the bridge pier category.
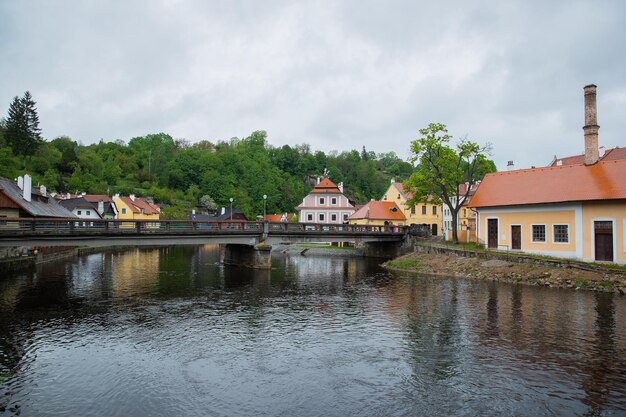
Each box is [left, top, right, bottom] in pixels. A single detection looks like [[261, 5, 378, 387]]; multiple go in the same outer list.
[[221, 243, 272, 269], [356, 235, 415, 259]]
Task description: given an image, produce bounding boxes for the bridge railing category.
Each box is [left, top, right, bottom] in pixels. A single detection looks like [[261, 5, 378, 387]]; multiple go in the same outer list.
[[0, 218, 404, 237], [267, 222, 405, 234], [0, 218, 265, 236]]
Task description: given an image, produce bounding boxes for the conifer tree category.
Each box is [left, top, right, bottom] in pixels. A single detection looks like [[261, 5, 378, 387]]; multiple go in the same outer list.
[[5, 91, 43, 156]]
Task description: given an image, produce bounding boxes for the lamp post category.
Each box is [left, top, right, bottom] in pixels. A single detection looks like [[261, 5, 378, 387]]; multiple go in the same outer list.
[[229, 197, 233, 221], [263, 194, 267, 220]]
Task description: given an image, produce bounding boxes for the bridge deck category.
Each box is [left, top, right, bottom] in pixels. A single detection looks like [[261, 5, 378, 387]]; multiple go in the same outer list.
[[0, 219, 406, 247]]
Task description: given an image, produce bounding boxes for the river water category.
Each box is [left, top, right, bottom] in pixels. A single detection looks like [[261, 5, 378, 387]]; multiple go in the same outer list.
[[0, 246, 625, 416]]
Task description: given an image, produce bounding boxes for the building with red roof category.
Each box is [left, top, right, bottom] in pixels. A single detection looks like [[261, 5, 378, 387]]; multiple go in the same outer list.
[[296, 177, 355, 224], [381, 179, 442, 235], [348, 200, 406, 226], [113, 194, 160, 222], [470, 85, 625, 263]]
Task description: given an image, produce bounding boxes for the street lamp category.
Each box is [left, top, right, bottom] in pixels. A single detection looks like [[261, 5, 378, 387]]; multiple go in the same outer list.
[[263, 194, 267, 220], [229, 197, 233, 221]]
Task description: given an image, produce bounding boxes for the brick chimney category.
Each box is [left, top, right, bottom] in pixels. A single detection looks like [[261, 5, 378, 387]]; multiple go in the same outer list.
[[583, 84, 600, 165]]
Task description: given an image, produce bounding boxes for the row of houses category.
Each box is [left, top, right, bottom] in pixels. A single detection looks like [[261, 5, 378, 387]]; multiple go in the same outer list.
[[295, 177, 443, 234], [0, 176, 160, 222]]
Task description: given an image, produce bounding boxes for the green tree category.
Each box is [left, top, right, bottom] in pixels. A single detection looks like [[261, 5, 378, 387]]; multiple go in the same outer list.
[[4, 91, 43, 157], [405, 123, 495, 243]]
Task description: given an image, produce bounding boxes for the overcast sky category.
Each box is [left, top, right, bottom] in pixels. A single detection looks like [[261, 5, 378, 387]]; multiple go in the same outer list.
[[1, 1, 625, 170]]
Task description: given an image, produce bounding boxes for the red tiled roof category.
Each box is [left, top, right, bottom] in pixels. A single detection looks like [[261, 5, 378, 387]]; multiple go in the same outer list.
[[310, 178, 342, 194], [83, 194, 112, 203], [469, 159, 626, 208], [264, 213, 296, 222], [120, 196, 159, 214], [349, 201, 406, 221], [549, 146, 626, 166]]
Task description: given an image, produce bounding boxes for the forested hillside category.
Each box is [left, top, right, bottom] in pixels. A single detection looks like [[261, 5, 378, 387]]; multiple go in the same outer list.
[[0, 125, 415, 219]]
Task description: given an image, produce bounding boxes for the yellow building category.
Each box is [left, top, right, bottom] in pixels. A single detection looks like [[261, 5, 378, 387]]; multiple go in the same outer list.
[[381, 180, 442, 235], [471, 84, 626, 264], [113, 194, 160, 221]]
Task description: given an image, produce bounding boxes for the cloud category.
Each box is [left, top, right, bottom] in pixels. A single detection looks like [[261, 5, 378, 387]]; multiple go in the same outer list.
[[1, 0, 625, 169]]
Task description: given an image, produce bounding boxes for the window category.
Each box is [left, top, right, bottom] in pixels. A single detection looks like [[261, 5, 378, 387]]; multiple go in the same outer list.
[[77, 210, 82, 215], [319, 214, 325, 222], [307, 214, 313, 221], [397, 194, 401, 199], [331, 214, 337, 222], [86, 210, 91, 216], [122, 208, 127, 215], [343, 214, 348, 221], [553, 225, 569, 243], [383, 195, 387, 200], [532, 225, 546, 242], [331, 197, 337, 205], [421, 206, 426, 215], [319, 197, 325, 205], [432, 206, 437, 215], [411, 206, 416, 215], [463, 209, 467, 217]]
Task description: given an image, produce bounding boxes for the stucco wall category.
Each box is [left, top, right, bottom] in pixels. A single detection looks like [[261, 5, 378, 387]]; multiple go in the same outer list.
[[581, 201, 626, 263]]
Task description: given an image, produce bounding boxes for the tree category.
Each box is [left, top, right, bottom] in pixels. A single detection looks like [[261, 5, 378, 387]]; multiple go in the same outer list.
[[404, 123, 495, 244], [4, 91, 43, 157], [199, 195, 218, 211]]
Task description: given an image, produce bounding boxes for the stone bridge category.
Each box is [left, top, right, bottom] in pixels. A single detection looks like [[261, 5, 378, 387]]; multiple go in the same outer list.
[[0, 219, 414, 268]]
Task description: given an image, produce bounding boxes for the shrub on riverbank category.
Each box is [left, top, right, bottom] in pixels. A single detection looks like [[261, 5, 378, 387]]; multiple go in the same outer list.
[[385, 258, 422, 270]]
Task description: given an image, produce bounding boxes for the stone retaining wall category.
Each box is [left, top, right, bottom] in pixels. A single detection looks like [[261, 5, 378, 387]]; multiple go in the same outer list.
[[415, 243, 626, 276]]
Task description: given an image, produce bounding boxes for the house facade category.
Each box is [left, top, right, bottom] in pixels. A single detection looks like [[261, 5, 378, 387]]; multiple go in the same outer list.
[[348, 200, 406, 226], [59, 197, 102, 219], [470, 84, 626, 264], [442, 182, 480, 240], [381, 180, 442, 235], [296, 178, 355, 224], [113, 194, 160, 221]]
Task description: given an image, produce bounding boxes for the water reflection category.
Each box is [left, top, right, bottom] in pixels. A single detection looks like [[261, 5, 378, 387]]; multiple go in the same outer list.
[[0, 245, 624, 416]]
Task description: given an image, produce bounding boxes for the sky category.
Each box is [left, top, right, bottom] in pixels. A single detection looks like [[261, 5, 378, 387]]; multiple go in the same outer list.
[[1, 1, 625, 170]]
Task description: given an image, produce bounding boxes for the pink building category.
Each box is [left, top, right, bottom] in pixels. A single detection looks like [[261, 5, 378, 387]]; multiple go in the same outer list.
[[296, 178, 355, 224]]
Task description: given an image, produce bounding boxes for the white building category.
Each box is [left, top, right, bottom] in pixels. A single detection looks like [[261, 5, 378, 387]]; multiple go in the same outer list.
[[296, 178, 355, 224]]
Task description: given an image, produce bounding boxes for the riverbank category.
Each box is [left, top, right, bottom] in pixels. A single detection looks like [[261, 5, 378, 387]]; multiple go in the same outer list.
[[384, 251, 626, 294]]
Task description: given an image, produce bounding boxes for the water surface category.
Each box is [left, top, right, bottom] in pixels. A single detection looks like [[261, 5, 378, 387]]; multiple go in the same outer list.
[[0, 246, 625, 416]]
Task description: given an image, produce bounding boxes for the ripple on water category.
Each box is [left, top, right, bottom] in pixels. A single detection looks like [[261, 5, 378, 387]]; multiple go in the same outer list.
[[0, 247, 625, 416]]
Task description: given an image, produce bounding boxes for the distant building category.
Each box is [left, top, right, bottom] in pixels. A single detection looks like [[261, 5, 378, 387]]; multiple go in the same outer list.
[[264, 213, 296, 222], [189, 208, 247, 221], [59, 197, 102, 219], [348, 200, 406, 226], [441, 182, 480, 242], [0, 175, 75, 219], [113, 194, 160, 221], [381, 180, 441, 235], [470, 85, 626, 264], [296, 178, 355, 224]]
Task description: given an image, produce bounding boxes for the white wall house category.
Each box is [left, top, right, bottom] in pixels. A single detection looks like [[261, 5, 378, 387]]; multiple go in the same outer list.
[[296, 178, 355, 224]]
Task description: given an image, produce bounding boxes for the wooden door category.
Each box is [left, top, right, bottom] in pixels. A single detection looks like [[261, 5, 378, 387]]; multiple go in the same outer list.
[[594, 221, 613, 262], [431, 223, 438, 236], [487, 219, 498, 249], [511, 225, 521, 250]]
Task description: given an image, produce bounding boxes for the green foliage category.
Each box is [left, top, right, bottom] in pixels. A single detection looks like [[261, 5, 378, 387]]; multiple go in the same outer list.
[[4, 91, 43, 157], [2, 91, 419, 218], [385, 258, 423, 270], [405, 123, 496, 243]]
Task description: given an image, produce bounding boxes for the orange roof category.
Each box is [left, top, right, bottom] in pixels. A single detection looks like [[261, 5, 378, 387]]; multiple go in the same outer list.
[[550, 146, 626, 166], [349, 201, 406, 221], [83, 194, 112, 203], [264, 213, 295, 222], [120, 196, 159, 214], [469, 159, 626, 208], [310, 178, 342, 194]]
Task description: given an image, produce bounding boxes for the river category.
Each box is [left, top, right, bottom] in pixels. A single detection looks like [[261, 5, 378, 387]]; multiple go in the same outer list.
[[0, 245, 625, 416]]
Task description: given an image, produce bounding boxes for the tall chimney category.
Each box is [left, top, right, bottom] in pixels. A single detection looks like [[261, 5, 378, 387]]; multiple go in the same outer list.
[[583, 84, 600, 165], [23, 174, 32, 202], [17, 176, 24, 190], [507, 161, 515, 171]]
